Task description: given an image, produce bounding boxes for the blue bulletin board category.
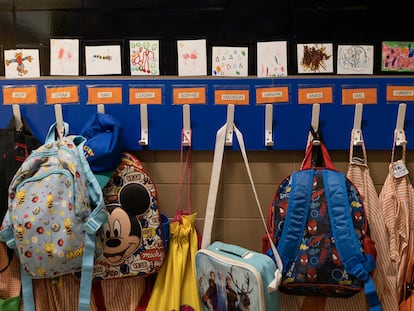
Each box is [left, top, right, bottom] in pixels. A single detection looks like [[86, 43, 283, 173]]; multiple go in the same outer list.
[[0, 76, 413, 151]]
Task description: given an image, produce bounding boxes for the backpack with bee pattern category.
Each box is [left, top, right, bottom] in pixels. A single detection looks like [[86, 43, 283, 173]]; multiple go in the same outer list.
[[0, 122, 108, 311]]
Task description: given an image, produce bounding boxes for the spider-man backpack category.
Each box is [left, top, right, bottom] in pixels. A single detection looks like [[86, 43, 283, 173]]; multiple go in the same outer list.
[[263, 131, 382, 311]]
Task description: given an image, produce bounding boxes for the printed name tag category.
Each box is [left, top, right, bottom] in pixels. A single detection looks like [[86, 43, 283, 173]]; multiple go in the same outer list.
[[45, 86, 79, 104], [173, 87, 206, 104], [129, 87, 163, 104], [3, 86, 37, 104], [88, 86, 122, 104], [214, 89, 249, 105], [386, 85, 414, 102], [342, 88, 377, 105], [298, 87, 333, 104]]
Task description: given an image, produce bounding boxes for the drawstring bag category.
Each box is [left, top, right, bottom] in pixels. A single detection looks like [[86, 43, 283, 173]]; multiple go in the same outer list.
[[379, 134, 414, 305], [346, 128, 396, 310], [146, 131, 202, 311]]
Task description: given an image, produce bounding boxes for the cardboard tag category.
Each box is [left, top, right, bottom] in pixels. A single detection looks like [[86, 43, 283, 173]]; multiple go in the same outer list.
[[393, 159, 409, 178]]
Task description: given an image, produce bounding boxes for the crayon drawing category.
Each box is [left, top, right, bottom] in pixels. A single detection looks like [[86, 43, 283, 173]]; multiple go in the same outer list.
[[50, 39, 79, 76], [212, 46, 248, 77], [4, 49, 40, 78], [130, 40, 159, 76], [177, 39, 207, 76], [257, 41, 288, 77], [297, 43, 333, 73], [382, 41, 414, 72], [85, 45, 122, 76], [337, 45, 373, 74]]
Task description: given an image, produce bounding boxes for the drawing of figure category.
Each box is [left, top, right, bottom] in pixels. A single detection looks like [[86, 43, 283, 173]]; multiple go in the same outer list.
[[205, 270, 218, 310], [5, 52, 33, 76], [225, 275, 238, 311], [216, 271, 227, 311]]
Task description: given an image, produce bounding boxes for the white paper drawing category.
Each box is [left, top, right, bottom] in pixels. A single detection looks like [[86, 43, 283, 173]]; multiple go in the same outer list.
[[257, 41, 288, 77], [297, 43, 334, 73], [337, 45, 374, 75], [177, 39, 207, 76], [85, 45, 122, 75], [50, 39, 79, 76], [4, 49, 40, 78], [212, 46, 248, 77], [130, 40, 159, 76]]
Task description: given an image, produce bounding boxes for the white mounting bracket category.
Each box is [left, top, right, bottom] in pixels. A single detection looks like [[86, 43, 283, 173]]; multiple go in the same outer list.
[[352, 103, 364, 146], [225, 104, 235, 146], [182, 104, 192, 146], [138, 104, 149, 146], [54, 104, 65, 138], [12, 104, 23, 131], [265, 104, 274, 147], [97, 104, 105, 114], [395, 103, 407, 146]]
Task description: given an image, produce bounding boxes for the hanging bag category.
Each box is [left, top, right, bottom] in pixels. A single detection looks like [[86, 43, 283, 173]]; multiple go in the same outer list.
[[146, 130, 202, 311], [195, 119, 283, 311], [0, 115, 41, 311]]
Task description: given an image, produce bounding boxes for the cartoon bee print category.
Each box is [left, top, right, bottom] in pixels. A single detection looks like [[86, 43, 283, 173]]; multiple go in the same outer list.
[[15, 223, 25, 241], [47, 192, 54, 212], [16, 189, 27, 209], [44, 241, 55, 259], [64, 218, 72, 235]]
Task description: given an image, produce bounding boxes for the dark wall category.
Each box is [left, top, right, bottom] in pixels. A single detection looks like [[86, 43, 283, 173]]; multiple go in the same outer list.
[[1, 0, 413, 76]]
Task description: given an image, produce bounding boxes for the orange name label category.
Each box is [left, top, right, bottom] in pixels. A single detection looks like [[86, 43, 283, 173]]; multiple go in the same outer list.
[[3, 86, 37, 104], [298, 87, 333, 104], [173, 87, 206, 104], [342, 88, 377, 105], [87, 87, 122, 104], [256, 87, 289, 104], [45, 86, 79, 104], [214, 89, 249, 105], [129, 87, 163, 104], [386, 85, 414, 101]]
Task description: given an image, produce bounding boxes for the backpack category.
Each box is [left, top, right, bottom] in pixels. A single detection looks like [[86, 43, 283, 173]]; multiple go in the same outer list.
[[92, 152, 168, 280], [0, 122, 108, 311], [263, 134, 381, 311]]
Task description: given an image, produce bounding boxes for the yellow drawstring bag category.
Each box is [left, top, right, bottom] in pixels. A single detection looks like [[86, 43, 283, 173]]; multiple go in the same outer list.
[[146, 134, 202, 311]]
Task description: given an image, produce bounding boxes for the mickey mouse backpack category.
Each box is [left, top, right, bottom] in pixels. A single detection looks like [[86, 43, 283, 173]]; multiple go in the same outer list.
[[92, 152, 168, 280]]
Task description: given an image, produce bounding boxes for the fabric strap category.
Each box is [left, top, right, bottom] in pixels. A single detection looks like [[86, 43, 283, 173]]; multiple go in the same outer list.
[[200, 119, 283, 287]]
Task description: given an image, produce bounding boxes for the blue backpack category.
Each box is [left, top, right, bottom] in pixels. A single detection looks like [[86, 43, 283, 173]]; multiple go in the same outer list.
[[263, 139, 381, 311], [0, 122, 108, 311]]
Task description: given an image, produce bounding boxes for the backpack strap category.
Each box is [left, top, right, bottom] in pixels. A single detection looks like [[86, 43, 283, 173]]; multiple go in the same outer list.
[[322, 169, 381, 311], [276, 169, 314, 272]]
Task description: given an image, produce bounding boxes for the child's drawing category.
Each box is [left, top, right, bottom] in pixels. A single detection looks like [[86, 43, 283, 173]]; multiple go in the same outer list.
[[382, 41, 414, 72], [130, 40, 159, 76], [212, 46, 248, 77], [50, 39, 79, 76], [337, 45, 373, 74], [85, 45, 122, 75], [177, 39, 207, 76], [4, 49, 40, 78], [297, 43, 333, 73], [257, 41, 288, 77]]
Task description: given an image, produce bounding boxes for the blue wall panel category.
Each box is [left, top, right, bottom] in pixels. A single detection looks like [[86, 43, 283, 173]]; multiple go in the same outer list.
[[0, 76, 412, 151]]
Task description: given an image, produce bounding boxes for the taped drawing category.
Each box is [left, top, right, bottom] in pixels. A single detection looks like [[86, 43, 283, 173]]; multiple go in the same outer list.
[[297, 43, 333, 73], [337, 45, 373, 74], [212, 46, 248, 77], [4, 49, 40, 78], [130, 40, 159, 76], [85, 45, 122, 75], [257, 41, 288, 77], [50, 39, 79, 76], [177, 39, 207, 76], [382, 41, 414, 72]]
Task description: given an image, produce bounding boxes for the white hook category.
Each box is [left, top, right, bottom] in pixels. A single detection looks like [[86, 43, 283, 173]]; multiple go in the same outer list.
[[138, 104, 149, 146], [12, 104, 23, 131], [182, 104, 192, 146], [395, 103, 407, 146], [265, 104, 274, 147], [310, 104, 320, 145], [97, 104, 105, 114], [54, 104, 65, 138], [352, 103, 364, 146], [225, 104, 235, 146]]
